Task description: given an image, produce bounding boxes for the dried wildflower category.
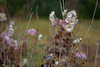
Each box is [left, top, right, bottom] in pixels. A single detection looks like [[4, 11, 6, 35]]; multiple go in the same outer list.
[[73, 38, 82, 44], [42, 9, 86, 67], [6, 39, 12, 45], [28, 29, 36, 36], [10, 20, 15, 25], [7, 25, 14, 37], [62, 9, 67, 16], [1, 32, 7, 40], [65, 17, 70, 23], [55, 61, 59, 65], [4, 36, 10, 40], [1, 32, 7, 37], [52, 19, 58, 26], [67, 10, 77, 18], [49, 11, 55, 23], [80, 38, 82, 41], [49, 11, 59, 26], [64, 10, 78, 26], [8, 28, 14, 37], [49, 11, 58, 26], [49, 16, 54, 23], [9, 25, 13, 28], [60, 20, 66, 26], [21, 58, 27, 66], [7, 39, 18, 49], [73, 38, 80, 44], [67, 12, 72, 18], [64, 25, 74, 33], [13, 40, 18, 49], [80, 53, 87, 60], [70, 10, 77, 18], [38, 34, 42, 40], [23, 58, 27, 64], [76, 53, 81, 57], [0, 13, 7, 21], [69, 18, 78, 25], [44, 56, 52, 61], [76, 53, 87, 60], [50, 53, 53, 56], [50, 11, 55, 17]]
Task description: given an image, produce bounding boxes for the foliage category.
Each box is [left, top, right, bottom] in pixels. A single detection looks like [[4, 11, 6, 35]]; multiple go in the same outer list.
[[0, 0, 99, 19], [77, 0, 100, 19]]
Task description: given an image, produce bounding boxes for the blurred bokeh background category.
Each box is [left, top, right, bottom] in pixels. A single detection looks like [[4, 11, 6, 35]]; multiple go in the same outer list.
[[0, 0, 100, 19], [0, 0, 100, 67]]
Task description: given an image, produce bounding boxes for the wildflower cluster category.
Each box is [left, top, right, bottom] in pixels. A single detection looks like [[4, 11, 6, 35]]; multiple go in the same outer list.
[[49, 10, 78, 33], [0, 24, 36, 66], [0, 25, 18, 49], [41, 10, 87, 67], [76, 53, 87, 60]]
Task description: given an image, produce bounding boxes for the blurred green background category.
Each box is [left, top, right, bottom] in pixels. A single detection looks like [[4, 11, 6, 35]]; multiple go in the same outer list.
[[0, 0, 100, 19]]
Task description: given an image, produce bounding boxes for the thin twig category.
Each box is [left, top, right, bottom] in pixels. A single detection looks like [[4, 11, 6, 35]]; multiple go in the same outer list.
[[75, 20, 82, 37], [58, 47, 62, 67], [49, 22, 52, 49], [22, 12, 34, 39], [30, 6, 39, 65], [72, 31, 77, 39], [94, 42, 99, 67], [20, 11, 34, 66], [63, 0, 64, 10], [85, 38, 89, 67], [4, 0, 11, 22], [59, 0, 63, 18], [31, 5, 39, 54]]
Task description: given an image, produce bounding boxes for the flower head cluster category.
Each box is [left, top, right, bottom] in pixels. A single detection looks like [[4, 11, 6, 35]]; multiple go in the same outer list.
[[0, 25, 18, 49], [65, 10, 78, 25], [1, 33, 18, 49], [49, 10, 78, 33], [28, 28, 36, 36], [49, 11, 58, 26], [1, 32, 8, 40], [76, 53, 87, 60], [0, 25, 14, 40], [7, 39, 18, 49], [42, 9, 86, 67]]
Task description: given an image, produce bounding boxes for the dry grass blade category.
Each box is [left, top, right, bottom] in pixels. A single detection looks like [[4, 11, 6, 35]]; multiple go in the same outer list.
[[94, 42, 99, 67]]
